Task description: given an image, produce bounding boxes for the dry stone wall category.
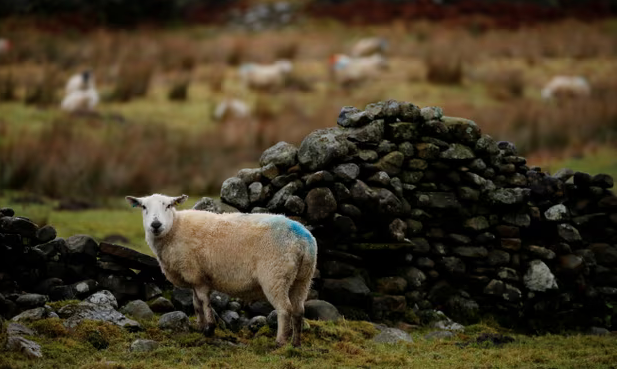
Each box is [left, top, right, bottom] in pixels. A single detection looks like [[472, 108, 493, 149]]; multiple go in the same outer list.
[[213, 99, 617, 331], [0, 99, 615, 333]]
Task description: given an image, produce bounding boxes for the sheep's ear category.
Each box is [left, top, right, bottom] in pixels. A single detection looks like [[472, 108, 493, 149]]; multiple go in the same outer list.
[[172, 195, 188, 206], [125, 196, 142, 208]]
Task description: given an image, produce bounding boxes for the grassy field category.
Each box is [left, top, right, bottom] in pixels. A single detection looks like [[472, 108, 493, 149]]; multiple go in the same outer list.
[[1, 18, 616, 199], [1, 316, 616, 369]]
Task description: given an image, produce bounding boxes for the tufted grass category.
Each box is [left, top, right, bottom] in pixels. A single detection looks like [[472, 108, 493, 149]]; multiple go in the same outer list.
[[0, 317, 616, 369]]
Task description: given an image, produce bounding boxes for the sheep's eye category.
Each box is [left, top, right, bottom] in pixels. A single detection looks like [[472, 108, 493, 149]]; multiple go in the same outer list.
[[166, 204, 172, 210], [142, 205, 147, 211]]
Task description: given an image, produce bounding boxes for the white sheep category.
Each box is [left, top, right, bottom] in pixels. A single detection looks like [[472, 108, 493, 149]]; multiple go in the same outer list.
[[239, 60, 293, 92], [329, 53, 388, 89], [541, 75, 591, 100], [60, 70, 99, 113], [350, 37, 388, 57], [126, 194, 317, 347], [213, 98, 251, 122]]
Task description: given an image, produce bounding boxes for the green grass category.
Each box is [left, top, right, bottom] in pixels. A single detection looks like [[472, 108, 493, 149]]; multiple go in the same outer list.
[[531, 146, 617, 181], [1, 317, 616, 369]]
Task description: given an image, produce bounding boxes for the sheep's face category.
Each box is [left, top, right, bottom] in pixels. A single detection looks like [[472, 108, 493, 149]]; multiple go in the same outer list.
[[126, 194, 188, 238]]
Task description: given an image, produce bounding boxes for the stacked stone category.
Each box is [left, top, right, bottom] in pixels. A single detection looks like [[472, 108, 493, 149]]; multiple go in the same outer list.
[[215, 99, 617, 330], [0, 209, 168, 320]]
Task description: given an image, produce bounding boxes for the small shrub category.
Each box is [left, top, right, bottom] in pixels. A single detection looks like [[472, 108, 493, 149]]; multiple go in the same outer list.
[[0, 72, 17, 101], [30, 318, 69, 338], [108, 60, 155, 102], [426, 56, 462, 85], [484, 68, 524, 100], [167, 77, 190, 101]]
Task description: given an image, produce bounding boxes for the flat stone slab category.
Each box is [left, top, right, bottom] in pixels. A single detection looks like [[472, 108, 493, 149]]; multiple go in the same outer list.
[[98, 242, 159, 270]]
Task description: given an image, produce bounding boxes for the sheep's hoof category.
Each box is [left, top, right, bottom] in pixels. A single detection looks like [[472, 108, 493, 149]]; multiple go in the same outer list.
[[203, 324, 216, 337]]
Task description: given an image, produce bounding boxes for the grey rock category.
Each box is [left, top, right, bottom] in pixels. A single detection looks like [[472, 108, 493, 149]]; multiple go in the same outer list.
[[247, 300, 274, 317], [373, 327, 413, 344], [237, 168, 262, 184], [425, 330, 455, 340], [7, 322, 37, 337], [16, 294, 48, 310], [453, 247, 488, 258], [420, 106, 443, 121], [440, 143, 475, 160], [524, 260, 558, 292], [399, 267, 427, 289], [221, 177, 249, 210], [503, 213, 531, 227], [304, 300, 341, 321], [84, 290, 118, 309], [305, 187, 337, 222], [171, 287, 194, 315], [149, 297, 175, 313], [464, 216, 489, 231], [211, 291, 231, 312], [65, 234, 99, 260], [586, 327, 610, 336], [552, 168, 574, 181], [487, 250, 511, 266], [544, 204, 569, 221], [333, 163, 360, 181], [487, 188, 530, 206], [261, 163, 279, 180], [415, 192, 460, 209], [528, 246, 556, 260], [346, 119, 385, 144], [0, 216, 38, 238], [5, 335, 42, 359], [11, 307, 55, 322], [193, 197, 221, 212], [321, 276, 371, 306], [221, 310, 241, 332], [433, 320, 465, 332], [398, 141, 415, 157], [284, 195, 305, 214], [267, 310, 278, 329], [305, 170, 334, 187], [130, 339, 159, 352], [259, 141, 298, 168], [120, 300, 154, 320], [367, 171, 391, 186], [337, 106, 368, 128], [36, 225, 57, 243], [298, 128, 349, 171], [159, 311, 190, 332], [248, 315, 267, 332], [248, 182, 265, 204], [557, 224, 582, 243], [60, 301, 142, 331], [267, 181, 302, 210]]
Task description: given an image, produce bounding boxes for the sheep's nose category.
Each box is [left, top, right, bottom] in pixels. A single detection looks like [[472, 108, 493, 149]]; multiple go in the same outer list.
[[151, 220, 162, 230]]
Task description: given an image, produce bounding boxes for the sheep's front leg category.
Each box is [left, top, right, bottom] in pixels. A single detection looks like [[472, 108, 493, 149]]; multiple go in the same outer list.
[[193, 285, 215, 337]]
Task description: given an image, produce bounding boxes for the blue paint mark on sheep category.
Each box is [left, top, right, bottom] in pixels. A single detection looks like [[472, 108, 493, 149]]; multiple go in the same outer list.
[[288, 219, 316, 256]]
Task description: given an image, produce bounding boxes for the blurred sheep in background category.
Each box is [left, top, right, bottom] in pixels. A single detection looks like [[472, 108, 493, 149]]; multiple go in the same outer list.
[[329, 53, 389, 89], [350, 36, 388, 57], [541, 75, 591, 100], [239, 60, 293, 92], [60, 70, 99, 113], [213, 97, 252, 122]]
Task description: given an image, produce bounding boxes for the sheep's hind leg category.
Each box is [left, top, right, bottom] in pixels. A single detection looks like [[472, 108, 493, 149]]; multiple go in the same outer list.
[[289, 277, 311, 347], [194, 285, 216, 337], [262, 279, 294, 347]]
